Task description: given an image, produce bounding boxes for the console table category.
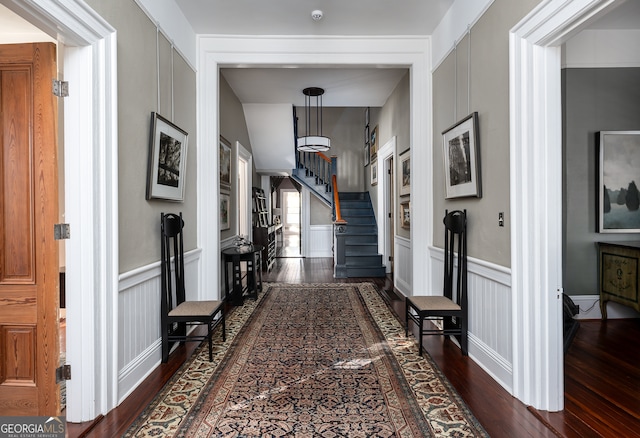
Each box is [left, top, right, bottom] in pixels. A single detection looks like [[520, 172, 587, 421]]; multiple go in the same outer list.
[[597, 241, 640, 319], [222, 244, 263, 306]]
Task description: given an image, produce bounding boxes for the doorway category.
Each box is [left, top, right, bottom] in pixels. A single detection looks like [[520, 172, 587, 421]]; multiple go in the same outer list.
[[280, 189, 302, 257]]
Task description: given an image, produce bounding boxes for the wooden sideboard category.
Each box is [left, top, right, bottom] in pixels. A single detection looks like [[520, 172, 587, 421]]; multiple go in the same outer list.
[[597, 241, 640, 319]]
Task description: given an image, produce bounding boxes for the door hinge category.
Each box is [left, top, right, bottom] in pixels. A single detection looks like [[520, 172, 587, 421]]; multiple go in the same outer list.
[[54, 223, 70, 240], [388, 256, 394, 261], [56, 365, 71, 383], [52, 79, 69, 97]]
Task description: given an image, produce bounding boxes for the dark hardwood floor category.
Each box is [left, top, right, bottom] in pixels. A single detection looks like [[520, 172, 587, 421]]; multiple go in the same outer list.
[[68, 257, 640, 437]]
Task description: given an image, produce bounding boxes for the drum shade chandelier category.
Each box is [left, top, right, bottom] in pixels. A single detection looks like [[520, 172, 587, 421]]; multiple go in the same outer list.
[[297, 87, 331, 152]]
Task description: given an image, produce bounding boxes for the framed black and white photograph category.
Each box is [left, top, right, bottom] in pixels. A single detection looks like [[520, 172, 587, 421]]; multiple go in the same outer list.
[[146, 112, 188, 201], [400, 201, 410, 229], [371, 158, 378, 186], [598, 131, 640, 233], [220, 136, 232, 191], [220, 192, 230, 231], [399, 149, 410, 197], [442, 112, 481, 199]]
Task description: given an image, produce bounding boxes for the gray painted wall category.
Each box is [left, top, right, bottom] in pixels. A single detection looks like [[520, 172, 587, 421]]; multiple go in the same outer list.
[[563, 67, 640, 295], [376, 71, 410, 239], [432, 0, 541, 267], [219, 74, 255, 241], [293, 106, 370, 225], [85, 0, 197, 273]]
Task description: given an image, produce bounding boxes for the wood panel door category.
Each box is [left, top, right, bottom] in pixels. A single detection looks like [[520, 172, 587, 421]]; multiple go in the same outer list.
[[0, 43, 60, 416]]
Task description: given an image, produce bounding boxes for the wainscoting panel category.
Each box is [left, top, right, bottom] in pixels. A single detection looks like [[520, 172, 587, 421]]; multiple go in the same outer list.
[[117, 248, 202, 403], [570, 294, 640, 320], [428, 247, 514, 393], [394, 236, 412, 296], [309, 225, 333, 257]]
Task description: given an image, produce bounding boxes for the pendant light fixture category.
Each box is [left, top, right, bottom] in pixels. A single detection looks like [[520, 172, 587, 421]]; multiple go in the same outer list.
[[297, 87, 331, 152]]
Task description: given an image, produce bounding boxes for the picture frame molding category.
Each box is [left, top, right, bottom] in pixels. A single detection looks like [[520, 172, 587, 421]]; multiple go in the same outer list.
[[146, 112, 189, 202], [442, 112, 481, 199]]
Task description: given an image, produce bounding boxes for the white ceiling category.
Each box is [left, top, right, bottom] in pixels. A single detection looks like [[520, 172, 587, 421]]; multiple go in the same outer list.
[[174, 0, 454, 37], [221, 68, 408, 108], [2, 1, 639, 107]]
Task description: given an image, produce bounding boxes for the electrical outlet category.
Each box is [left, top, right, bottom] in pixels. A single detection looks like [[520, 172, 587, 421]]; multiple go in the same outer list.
[[498, 212, 504, 227]]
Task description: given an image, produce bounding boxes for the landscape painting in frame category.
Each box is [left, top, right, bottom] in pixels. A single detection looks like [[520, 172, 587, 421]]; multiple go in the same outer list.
[[598, 131, 640, 233], [146, 112, 188, 201], [442, 112, 481, 199]]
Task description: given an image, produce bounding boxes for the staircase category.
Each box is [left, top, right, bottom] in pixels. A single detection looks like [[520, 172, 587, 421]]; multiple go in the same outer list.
[[334, 192, 386, 278]]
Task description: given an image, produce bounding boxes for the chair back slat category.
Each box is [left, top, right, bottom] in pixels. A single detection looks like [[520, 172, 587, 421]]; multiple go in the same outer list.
[[442, 209, 467, 306], [161, 212, 186, 311]]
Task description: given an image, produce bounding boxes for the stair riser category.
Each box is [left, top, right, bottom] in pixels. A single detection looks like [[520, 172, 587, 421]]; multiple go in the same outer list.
[[345, 236, 378, 245], [345, 255, 384, 266], [341, 216, 375, 225], [340, 208, 373, 216], [346, 267, 387, 278]]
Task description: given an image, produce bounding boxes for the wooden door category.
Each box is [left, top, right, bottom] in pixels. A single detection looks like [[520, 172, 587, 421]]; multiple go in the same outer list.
[[0, 43, 60, 415]]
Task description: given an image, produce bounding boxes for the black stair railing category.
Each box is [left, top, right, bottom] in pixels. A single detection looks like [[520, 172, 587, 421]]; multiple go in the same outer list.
[[295, 150, 333, 195]]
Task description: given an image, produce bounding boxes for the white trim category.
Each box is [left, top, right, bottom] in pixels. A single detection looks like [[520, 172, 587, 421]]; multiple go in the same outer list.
[[570, 294, 640, 320], [309, 225, 333, 257], [236, 141, 252, 240], [509, 0, 616, 412], [394, 235, 412, 296], [15, 1, 115, 422], [431, 0, 495, 71], [377, 136, 396, 274], [197, 35, 432, 295], [300, 187, 310, 258], [2, 0, 120, 422]]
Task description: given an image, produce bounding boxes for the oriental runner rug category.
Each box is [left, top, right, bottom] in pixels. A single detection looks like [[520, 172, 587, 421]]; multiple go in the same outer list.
[[125, 283, 487, 437]]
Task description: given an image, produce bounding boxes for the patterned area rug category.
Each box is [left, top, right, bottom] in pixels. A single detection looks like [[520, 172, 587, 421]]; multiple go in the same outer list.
[[124, 283, 487, 437]]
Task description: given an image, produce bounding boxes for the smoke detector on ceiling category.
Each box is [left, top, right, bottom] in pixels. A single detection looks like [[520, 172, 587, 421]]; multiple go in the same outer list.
[[311, 10, 323, 21]]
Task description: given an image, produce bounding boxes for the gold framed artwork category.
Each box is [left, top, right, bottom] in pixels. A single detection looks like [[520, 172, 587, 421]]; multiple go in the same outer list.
[[400, 201, 410, 229]]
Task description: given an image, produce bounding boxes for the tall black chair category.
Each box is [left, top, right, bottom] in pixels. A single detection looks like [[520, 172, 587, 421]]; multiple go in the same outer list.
[[405, 209, 468, 356], [161, 212, 226, 363]]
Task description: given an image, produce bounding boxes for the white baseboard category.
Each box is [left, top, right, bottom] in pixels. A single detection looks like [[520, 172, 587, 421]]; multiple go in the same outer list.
[[569, 294, 640, 320]]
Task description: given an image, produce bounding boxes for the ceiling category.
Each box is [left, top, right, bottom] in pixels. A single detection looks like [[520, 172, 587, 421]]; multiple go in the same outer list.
[[2, 1, 639, 107], [174, 0, 454, 37]]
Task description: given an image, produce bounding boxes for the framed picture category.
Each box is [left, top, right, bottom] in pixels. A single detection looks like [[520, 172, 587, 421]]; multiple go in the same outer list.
[[400, 201, 410, 229], [442, 112, 481, 199], [146, 112, 189, 201], [399, 149, 410, 197], [364, 124, 370, 146], [220, 191, 230, 231], [371, 158, 378, 186], [598, 131, 640, 233], [220, 136, 232, 191], [364, 142, 370, 167], [370, 125, 378, 160]]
